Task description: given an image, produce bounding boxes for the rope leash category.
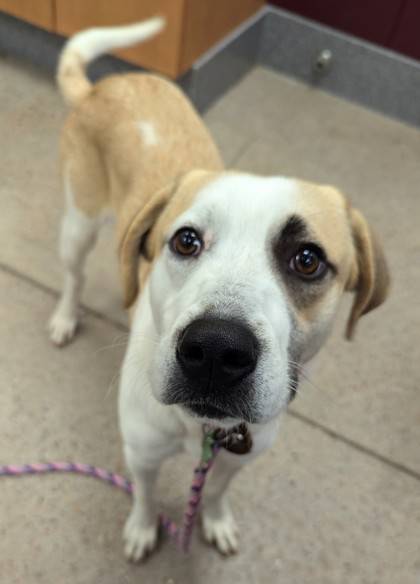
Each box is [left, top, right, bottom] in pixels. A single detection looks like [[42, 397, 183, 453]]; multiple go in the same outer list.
[[0, 431, 221, 554]]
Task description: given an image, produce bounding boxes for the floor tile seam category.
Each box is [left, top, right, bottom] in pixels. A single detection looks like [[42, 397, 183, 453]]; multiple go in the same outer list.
[[0, 260, 128, 333], [229, 133, 261, 167], [289, 410, 420, 483]]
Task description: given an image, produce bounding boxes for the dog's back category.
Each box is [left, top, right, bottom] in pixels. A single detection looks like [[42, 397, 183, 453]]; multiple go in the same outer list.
[[58, 18, 223, 215]]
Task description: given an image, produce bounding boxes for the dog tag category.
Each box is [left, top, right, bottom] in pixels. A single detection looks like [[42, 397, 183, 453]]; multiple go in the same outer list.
[[214, 423, 252, 455]]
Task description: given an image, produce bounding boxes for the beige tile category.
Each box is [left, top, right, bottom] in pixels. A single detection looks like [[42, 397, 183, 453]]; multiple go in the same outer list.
[[1, 269, 419, 584], [203, 116, 254, 167], [204, 66, 420, 161], [203, 66, 301, 137], [233, 70, 420, 474]]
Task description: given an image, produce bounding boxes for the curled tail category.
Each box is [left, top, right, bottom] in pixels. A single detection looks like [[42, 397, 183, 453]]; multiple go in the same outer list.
[[57, 17, 165, 107]]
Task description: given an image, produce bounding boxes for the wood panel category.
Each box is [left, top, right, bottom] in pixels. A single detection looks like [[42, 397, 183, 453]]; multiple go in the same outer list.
[[55, 0, 186, 78], [180, 0, 264, 73], [0, 0, 54, 30]]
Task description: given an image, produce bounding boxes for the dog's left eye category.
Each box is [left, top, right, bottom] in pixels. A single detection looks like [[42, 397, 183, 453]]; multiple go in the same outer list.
[[170, 228, 203, 258], [289, 245, 327, 279]]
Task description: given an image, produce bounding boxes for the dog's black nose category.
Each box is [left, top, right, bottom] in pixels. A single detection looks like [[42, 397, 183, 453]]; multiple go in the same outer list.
[[177, 318, 259, 389]]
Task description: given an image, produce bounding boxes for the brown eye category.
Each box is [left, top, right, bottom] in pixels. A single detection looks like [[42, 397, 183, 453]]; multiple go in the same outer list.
[[289, 245, 326, 279], [171, 228, 203, 257]]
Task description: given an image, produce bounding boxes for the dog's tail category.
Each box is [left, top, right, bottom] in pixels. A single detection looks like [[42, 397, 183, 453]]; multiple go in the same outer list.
[[57, 17, 165, 107]]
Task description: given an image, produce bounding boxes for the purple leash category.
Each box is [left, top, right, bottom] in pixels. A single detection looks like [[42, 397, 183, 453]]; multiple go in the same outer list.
[[0, 431, 220, 554]]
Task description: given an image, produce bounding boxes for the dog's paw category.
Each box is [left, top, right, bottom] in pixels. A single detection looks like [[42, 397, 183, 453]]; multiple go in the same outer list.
[[123, 513, 158, 562], [48, 312, 78, 347], [202, 510, 239, 555]]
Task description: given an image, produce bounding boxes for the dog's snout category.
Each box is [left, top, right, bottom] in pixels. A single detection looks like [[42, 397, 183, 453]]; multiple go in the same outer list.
[[177, 318, 259, 388]]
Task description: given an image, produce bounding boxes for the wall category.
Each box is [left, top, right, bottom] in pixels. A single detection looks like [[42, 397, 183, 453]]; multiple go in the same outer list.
[[271, 0, 420, 61]]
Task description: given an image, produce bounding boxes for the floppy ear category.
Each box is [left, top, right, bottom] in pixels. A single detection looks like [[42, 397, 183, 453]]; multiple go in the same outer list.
[[117, 182, 176, 309], [117, 169, 217, 309], [345, 208, 390, 340]]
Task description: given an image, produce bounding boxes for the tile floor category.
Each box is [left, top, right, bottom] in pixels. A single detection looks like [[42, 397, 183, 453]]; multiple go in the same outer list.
[[1, 58, 419, 584]]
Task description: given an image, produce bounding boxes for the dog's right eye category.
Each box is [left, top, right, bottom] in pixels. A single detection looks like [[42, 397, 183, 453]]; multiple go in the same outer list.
[[170, 228, 203, 258], [288, 244, 327, 280]]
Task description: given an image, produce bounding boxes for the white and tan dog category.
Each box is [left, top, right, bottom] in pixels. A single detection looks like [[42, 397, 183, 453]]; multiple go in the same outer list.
[[49, 19, 389, 560]]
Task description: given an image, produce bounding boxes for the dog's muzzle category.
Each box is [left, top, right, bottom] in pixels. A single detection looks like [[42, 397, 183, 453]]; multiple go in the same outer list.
[[172, 317, 259, 420]]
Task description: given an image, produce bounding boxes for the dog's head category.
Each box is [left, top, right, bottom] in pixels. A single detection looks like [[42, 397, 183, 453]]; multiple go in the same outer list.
[[118, 171, 389, 425]]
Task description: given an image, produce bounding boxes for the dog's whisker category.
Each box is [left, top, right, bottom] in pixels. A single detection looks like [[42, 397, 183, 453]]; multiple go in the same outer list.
[[105, 370, 121, 400], [127, 333, 160, 346], [92, 341, 130, 355], [91, 333, 131, 356], [96, 334, 159, 359], [287, 358, 308, 370], [123, 366, 147, 401], [287, 359, 343, 408], [232, 392, 253, 422], [300, 375, 342, 407]]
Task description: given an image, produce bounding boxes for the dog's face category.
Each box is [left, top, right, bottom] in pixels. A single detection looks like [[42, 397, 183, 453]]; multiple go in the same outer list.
[[119, 171, 389, 425]]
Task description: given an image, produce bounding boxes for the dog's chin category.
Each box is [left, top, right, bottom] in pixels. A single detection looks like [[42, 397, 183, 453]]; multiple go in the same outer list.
[[180, 402, 243, 425], [159, 376, 295, 427], [177, 400, 262, 426], [159, 379, 257, 424], [185, 402, 230, 419]]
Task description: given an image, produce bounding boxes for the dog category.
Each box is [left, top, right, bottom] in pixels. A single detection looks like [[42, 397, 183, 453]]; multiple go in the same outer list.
[[48, 18, 390, 560]]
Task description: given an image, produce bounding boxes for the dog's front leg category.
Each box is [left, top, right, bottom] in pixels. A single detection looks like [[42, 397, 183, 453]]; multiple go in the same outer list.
[[202, 419, 281, 555], [123, 441, 175, 562], [201, 451, 244, 555], [123, 463, 158, 561]]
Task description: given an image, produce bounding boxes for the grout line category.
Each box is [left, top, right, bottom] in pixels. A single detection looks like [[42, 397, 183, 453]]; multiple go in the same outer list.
[[289, 410, 420, 482], [0, 260, 128, 333], [229, 133, 259, 167], [1, 260, 419, 482]]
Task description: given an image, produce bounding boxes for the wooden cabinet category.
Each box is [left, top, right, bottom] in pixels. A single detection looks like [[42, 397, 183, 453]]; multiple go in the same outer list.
[[179, 0, 265, 72], [0, 0, 263, 78], [0, 0, 54, 30]]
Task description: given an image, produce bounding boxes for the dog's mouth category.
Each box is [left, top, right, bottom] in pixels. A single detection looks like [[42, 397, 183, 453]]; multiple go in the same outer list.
[[180, 399, 257, 423], [183, 401, 232, 420]]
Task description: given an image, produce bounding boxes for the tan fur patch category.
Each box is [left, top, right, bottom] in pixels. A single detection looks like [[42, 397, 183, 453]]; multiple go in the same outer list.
[[61, 73, 223, 219], [290, 181, 388, 335], [295, 181, 356, 281]]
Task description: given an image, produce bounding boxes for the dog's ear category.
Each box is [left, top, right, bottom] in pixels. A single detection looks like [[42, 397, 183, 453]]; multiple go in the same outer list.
[[345, 208, 390, 339], [118, 169, 217, 309], [117, 181, 177, 309]]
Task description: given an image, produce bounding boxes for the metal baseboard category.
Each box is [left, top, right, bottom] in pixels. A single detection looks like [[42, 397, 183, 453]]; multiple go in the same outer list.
[[260, 7, 420, 127], [1, 6, 420, 125]]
